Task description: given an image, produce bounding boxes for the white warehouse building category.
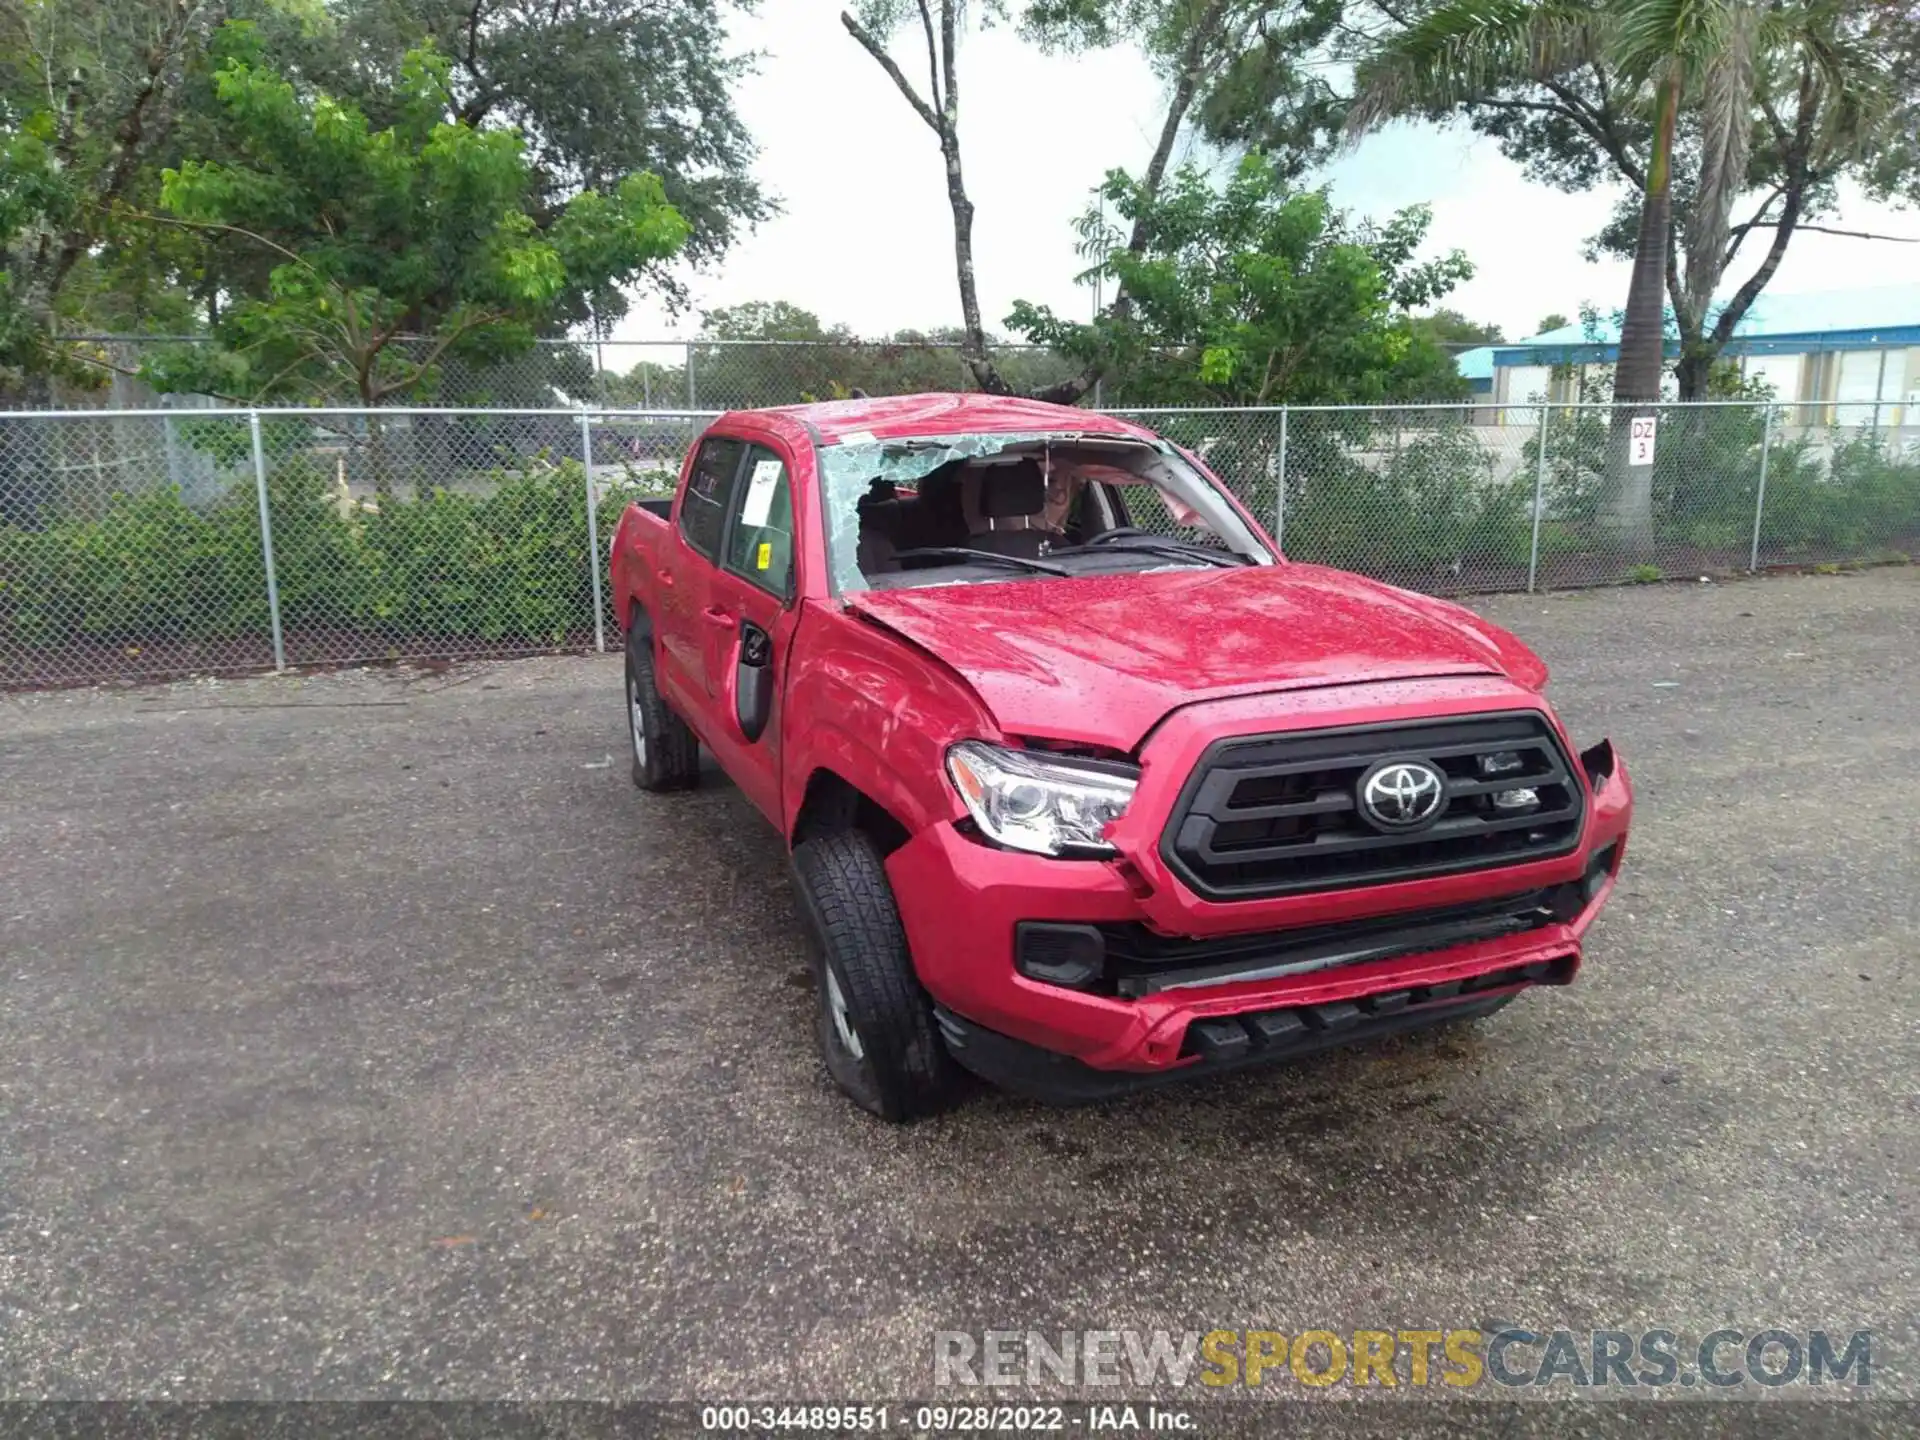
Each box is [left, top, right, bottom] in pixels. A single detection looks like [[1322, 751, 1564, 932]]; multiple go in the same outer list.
[[1455, 282, 1920, 428]]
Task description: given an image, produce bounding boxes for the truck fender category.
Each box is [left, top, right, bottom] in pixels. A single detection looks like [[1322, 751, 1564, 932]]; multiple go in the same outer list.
[[785, 727, 941, 849], [780, 603, 997, 850]]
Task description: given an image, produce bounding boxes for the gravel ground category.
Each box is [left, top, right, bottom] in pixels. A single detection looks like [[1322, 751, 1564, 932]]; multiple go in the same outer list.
[[1, 568, 1915, 1431]]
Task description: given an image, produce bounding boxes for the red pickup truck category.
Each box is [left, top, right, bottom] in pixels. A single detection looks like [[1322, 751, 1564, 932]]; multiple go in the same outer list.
[[608, 394, 1632, 1120]]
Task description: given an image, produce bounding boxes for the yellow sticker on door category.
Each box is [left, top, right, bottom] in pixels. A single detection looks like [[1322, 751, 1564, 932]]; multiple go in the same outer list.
[[756, 541, 772, 570]]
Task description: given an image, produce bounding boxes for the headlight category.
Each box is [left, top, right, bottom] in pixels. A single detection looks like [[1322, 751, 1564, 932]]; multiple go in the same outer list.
[[945, 741, 1139, 857]]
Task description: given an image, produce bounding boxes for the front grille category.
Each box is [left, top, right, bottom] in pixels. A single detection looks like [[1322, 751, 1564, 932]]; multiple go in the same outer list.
[[1163, 712, 1585, 899]]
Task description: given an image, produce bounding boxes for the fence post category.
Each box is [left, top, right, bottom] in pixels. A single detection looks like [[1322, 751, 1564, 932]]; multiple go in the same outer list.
[[1749, 401, 1775, 572], [1274, 405, 1289, 552], [580, 409, 607, 655], [685, 341, 698, 411], [248, 411, 287, 673], [1527, 403, 1551, 594]]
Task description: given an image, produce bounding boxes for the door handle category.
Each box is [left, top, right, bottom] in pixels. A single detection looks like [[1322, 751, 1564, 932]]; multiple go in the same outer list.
[[656, 568, 674, 587], [701, 606, 735, 628]]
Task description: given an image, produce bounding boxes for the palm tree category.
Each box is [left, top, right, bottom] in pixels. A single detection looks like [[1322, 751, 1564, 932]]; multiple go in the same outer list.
[[1345, 0, 1868, 552]]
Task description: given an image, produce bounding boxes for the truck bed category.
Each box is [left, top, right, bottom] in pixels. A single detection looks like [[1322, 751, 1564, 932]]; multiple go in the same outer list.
[[610, 499, 677, 635]]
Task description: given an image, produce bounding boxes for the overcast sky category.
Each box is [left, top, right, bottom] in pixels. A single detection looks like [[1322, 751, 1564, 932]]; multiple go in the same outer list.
[[608, 0, 1919, 348]]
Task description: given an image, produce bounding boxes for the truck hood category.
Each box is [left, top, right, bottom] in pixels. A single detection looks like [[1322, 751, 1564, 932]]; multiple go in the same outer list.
[[844, 563, 1546, 750]]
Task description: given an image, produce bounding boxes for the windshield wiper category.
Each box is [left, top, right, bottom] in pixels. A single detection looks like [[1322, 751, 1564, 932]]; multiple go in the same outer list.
[[1049, 530, 1249, 567], [891, 546, 1070, 576]]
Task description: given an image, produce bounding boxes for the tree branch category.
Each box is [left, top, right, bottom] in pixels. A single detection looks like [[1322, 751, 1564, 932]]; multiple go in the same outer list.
[[939, 0, 958, 124], [840, 11, 941, 133], [369, 311, 500, 401], [1541, 76, 1646, 190], [1723, 183, 1787, 267], [53, 67, 85, 167], [131, 211, 318, 275], [1745, 221, 1920, 243], [464, 0, 486, 69], [916, 0, 942, 116], [1707, 57, 1822, 348], [1584, 62, 1644, 187], [1665, 211, 1693, 345], [1712, 185, 1805, 347], [1758, 91, 1791, 151], [1710, 72, 1820, 353], [45, 3, 198, 298], [1036, 0, 1231, 404]]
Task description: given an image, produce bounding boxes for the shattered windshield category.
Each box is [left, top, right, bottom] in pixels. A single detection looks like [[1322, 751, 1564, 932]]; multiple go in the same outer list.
[[815, 430, 1274, 595]]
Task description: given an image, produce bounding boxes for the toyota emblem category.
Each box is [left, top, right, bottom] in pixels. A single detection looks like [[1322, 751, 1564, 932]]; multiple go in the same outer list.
[[1359, 760, 1446, 831]]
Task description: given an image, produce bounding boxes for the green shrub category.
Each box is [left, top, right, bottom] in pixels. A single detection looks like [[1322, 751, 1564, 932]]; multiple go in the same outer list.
[[0, 455, 636, 657], [2, 483, 271, 644], [1282, 421, 1533, 578], [1750, 435, 1920, 557], [357, 463, 602, 642], [4, 419, 1916, 667]]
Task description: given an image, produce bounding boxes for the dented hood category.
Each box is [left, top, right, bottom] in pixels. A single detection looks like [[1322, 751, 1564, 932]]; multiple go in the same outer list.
[[845, 564, 1543, 750]]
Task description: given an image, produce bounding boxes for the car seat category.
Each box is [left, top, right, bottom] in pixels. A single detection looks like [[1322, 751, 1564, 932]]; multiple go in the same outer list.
[[960, 460, 1049, 558]]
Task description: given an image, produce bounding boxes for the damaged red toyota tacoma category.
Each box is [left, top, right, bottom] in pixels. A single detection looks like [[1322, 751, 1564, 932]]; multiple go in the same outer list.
[[608, 395, 1632, 1119]]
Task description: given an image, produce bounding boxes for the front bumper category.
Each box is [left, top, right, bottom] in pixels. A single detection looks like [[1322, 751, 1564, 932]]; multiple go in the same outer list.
[[934, 980, 1555, 1104], [885, 686, 1632, 1094]]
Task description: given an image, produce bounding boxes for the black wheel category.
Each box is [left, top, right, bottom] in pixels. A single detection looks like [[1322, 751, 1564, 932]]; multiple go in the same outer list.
[[625, 623, 699, 792], [790, 829, 958, 1122]]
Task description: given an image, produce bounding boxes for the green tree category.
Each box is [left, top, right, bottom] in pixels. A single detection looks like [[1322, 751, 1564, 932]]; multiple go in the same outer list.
[[0, 0, 763, 400], [289, 0, 767, 317], [1536, 310, 1572, 333], [1026, 1, 1352, 173], [1411, 307, 1505, 346], [1008, 156, 1474, 406], [692, 301, 852, 404], [0, 0, 232, 402], [701, 301, 842, 343], [140, 23, 687, 426], [682, 305, 1078, 407], [841, 1, 1283, 400], [1345, 0, 1897, 549]]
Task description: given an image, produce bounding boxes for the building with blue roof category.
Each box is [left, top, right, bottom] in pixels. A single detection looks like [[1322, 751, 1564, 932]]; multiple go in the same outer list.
[[1455, 282, 1920, 425], [1455, 344, 1496, 396]]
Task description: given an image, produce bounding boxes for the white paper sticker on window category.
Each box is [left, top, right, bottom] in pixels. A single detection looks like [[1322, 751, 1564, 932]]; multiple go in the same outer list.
[[740, 459, 783, 527]]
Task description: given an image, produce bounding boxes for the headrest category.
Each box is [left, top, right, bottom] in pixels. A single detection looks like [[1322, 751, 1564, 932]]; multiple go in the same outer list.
[[977, 459, 1046, 519]]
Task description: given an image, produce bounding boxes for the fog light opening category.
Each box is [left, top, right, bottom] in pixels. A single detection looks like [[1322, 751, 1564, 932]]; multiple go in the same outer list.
[[1583, 842, 1621, 903], [1014, 923, 1107, 990]]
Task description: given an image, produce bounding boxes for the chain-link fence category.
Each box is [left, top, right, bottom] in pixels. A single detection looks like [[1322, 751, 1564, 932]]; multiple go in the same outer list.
[[0, 407, 713, 686], [31, 336, 1095, 414], [3, 401, 1916, 687], [1120, 401, 1920, 589]]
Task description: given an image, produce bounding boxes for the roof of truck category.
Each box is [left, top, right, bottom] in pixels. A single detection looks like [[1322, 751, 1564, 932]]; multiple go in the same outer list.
[[754, 392, 1154, 444]]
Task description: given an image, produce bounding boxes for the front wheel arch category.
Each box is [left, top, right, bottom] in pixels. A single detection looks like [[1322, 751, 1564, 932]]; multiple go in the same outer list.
[[791, 768, 911, 856], [621, 594, 653, 643]]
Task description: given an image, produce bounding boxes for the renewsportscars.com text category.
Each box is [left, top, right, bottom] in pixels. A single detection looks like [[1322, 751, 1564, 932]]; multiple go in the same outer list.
[[933, 1328, 1873, 1390]]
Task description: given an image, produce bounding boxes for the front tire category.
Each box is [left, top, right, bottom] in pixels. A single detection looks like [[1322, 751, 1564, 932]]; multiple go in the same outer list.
[[625, 624, 699, 792], [790, 829, 958, 1122]]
